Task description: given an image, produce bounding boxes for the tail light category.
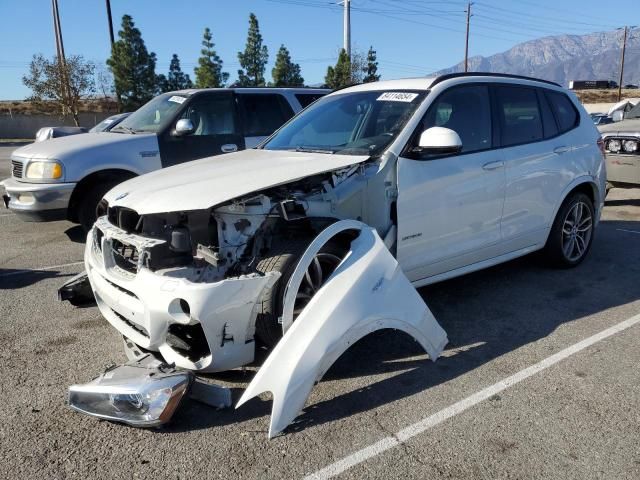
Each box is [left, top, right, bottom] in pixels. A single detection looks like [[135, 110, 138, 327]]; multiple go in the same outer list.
[[597, 137, 606, 157]]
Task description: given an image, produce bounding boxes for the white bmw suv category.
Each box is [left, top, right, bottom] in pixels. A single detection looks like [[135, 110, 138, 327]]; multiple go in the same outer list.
[[68, 73, 605, 435]]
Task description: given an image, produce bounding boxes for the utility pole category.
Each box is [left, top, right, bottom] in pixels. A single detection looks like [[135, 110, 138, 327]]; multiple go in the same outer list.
[[105, 0, 115, 46], [617, 26, 628, 102], [464, 2, 473, 73], [343, 0, 351, 59], [51, 0, 70, 116]]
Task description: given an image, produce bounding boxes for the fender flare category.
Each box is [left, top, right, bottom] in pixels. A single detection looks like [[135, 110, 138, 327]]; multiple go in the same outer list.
[[237, 221, 448, 438]]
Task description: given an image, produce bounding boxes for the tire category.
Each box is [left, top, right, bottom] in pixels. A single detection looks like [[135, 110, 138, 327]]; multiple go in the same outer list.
[[542, 192, 595, 268], [254, 238, 346, 347], [77, 179, 120, 232]]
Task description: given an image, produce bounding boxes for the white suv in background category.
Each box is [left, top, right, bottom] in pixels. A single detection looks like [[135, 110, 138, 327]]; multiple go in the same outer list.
[[69, 74, 605, 436]]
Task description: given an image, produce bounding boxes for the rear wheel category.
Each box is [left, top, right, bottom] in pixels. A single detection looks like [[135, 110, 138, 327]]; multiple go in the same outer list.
[[542, 192, 595, 268], [254, 238, 346, 347]]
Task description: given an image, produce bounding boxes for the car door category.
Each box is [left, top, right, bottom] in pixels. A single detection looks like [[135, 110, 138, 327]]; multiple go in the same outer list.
[[158, 91, 244, 167], [237, 93, 295, 148], [497, 85, 573, 249], [396, 84, 506, 282]]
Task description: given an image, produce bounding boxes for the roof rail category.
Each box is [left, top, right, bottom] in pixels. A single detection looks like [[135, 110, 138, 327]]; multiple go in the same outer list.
[[431, 72, 561, 88]]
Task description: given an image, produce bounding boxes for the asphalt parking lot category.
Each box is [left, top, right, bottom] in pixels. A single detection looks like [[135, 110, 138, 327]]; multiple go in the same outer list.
[[1, 144, 639, 479]]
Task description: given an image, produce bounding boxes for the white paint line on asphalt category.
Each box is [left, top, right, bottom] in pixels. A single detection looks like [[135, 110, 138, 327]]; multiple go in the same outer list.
[[0, 261, 84, 278], [616, 228, 640, 235], [305, 313, 640, 480]]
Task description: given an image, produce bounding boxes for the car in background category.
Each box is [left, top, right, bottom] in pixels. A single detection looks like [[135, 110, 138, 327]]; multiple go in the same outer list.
[[598, 101, 640, 192], [591, 113, 614, 126], [2, 88, 329, 229], [35, 125, 87, 142], [89, 112, 132, 133], [34, 112, 131, 142]]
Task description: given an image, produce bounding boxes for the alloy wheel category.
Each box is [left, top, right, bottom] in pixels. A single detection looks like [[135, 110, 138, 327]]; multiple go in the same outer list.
[[561, 201, 593, 262]]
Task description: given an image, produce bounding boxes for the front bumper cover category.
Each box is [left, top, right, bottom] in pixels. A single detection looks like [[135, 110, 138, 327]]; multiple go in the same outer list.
[[1, 177, 75, 220], [85, 218, 279, 373]]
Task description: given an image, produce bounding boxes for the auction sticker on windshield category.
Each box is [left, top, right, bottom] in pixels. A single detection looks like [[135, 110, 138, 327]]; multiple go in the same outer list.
[[168, 96, 187, 104], [377, 92, 419, 102]]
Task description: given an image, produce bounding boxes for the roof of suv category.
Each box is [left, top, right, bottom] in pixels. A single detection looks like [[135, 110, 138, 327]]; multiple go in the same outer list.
[[168, 87, 330, 96], [336, 73, 562, 95]]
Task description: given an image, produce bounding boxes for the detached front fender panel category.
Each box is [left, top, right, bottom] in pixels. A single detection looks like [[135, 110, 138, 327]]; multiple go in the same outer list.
[[237, 222, 448, 438]]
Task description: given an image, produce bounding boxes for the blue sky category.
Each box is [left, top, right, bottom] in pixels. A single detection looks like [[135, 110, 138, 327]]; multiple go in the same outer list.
[[0, 0, 636, 100]]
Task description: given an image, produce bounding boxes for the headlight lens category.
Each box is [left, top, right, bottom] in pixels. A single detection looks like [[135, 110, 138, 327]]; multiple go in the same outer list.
[[623, 139, 638, 153], [25, 161, 63, 180], [607, 139, 621, 153]]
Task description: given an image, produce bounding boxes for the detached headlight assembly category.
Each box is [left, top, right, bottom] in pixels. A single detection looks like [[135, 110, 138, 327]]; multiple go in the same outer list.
[[25, 161, 63, 180], [68, 356, 193, 427]]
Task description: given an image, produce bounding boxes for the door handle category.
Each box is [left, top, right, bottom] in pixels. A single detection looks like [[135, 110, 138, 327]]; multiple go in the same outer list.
[[221, 143, 238, 153], [554, 146, 571, 154], [482, 160, 504, 171]]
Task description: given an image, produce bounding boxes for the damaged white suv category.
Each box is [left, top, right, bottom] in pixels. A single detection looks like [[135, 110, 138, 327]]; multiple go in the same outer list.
[[68, 74, 605, 435]]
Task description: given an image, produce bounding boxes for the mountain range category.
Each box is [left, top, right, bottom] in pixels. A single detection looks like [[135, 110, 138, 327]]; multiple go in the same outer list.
[[432, 28, 640, 87]]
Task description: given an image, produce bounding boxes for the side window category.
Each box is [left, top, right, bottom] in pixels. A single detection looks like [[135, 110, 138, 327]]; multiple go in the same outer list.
[[545, 90, 579, 133], [495, 86, 543, 146], [420, 84, 492, 154], [239, 94, 295, 137], [537, 89, 559, 139], [295, 93, 325, 109], [179, 94, 236, 136]]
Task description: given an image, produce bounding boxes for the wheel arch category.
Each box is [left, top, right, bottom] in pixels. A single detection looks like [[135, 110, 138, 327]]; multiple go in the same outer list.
[[548, 178, 599, 233], [67, 169, 137, 222]]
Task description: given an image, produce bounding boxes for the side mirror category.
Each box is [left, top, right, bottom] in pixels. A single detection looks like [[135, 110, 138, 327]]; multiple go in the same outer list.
[[417, 127, 462, 155], [612, 111, 624, 122], [173, 118, 195, 136]]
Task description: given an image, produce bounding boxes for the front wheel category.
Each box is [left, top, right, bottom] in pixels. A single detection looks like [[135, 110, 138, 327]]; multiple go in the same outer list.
[[254, 238, 347, 347], [542, 192, 595, 268], [77, 179, 121, 232]]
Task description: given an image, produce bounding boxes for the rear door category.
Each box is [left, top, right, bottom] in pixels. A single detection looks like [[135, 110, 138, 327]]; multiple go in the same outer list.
[[498, 85, 577, 248], [158, 91, 244, 167], [396, 84, 506, 281], [237, 93, 295, 148]]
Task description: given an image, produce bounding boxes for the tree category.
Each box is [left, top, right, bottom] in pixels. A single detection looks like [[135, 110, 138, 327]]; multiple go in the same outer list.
[[362, 46, 380, 83], [107, 14, 158, 111], [194, 27, 228, 88], [271, 45, 304, 87], [325, 49, 352, 89], [158, 54, 193, 92], [22, 54, 95, 126], [237, 13, 269, 86]]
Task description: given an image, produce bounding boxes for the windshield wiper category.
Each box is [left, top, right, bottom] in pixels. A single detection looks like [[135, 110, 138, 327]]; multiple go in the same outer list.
[[292, 146, 335, 154], [111, 125, 138, 134]]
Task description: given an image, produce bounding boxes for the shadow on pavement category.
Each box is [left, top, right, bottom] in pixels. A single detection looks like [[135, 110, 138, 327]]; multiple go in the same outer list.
[[0, 268, 74, 289], [64, 225, 88, 244], [155, 219, 640, 434]]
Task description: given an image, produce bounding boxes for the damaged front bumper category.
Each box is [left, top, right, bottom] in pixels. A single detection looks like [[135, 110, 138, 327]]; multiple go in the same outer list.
[[84, 216, 279, 373]]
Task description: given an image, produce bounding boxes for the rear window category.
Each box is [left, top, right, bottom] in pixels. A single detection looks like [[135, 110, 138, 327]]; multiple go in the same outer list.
[[295, 93, 325, 109], [495, 86, 543, 146], [546, 90, 579, 133], [238, 94, 294, 137]]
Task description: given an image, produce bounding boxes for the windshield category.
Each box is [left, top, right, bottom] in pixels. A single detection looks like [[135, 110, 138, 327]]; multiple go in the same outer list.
[[263, 90, 426, 155], [111, 93, 188, 134], [90, 114, 124, 133]]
